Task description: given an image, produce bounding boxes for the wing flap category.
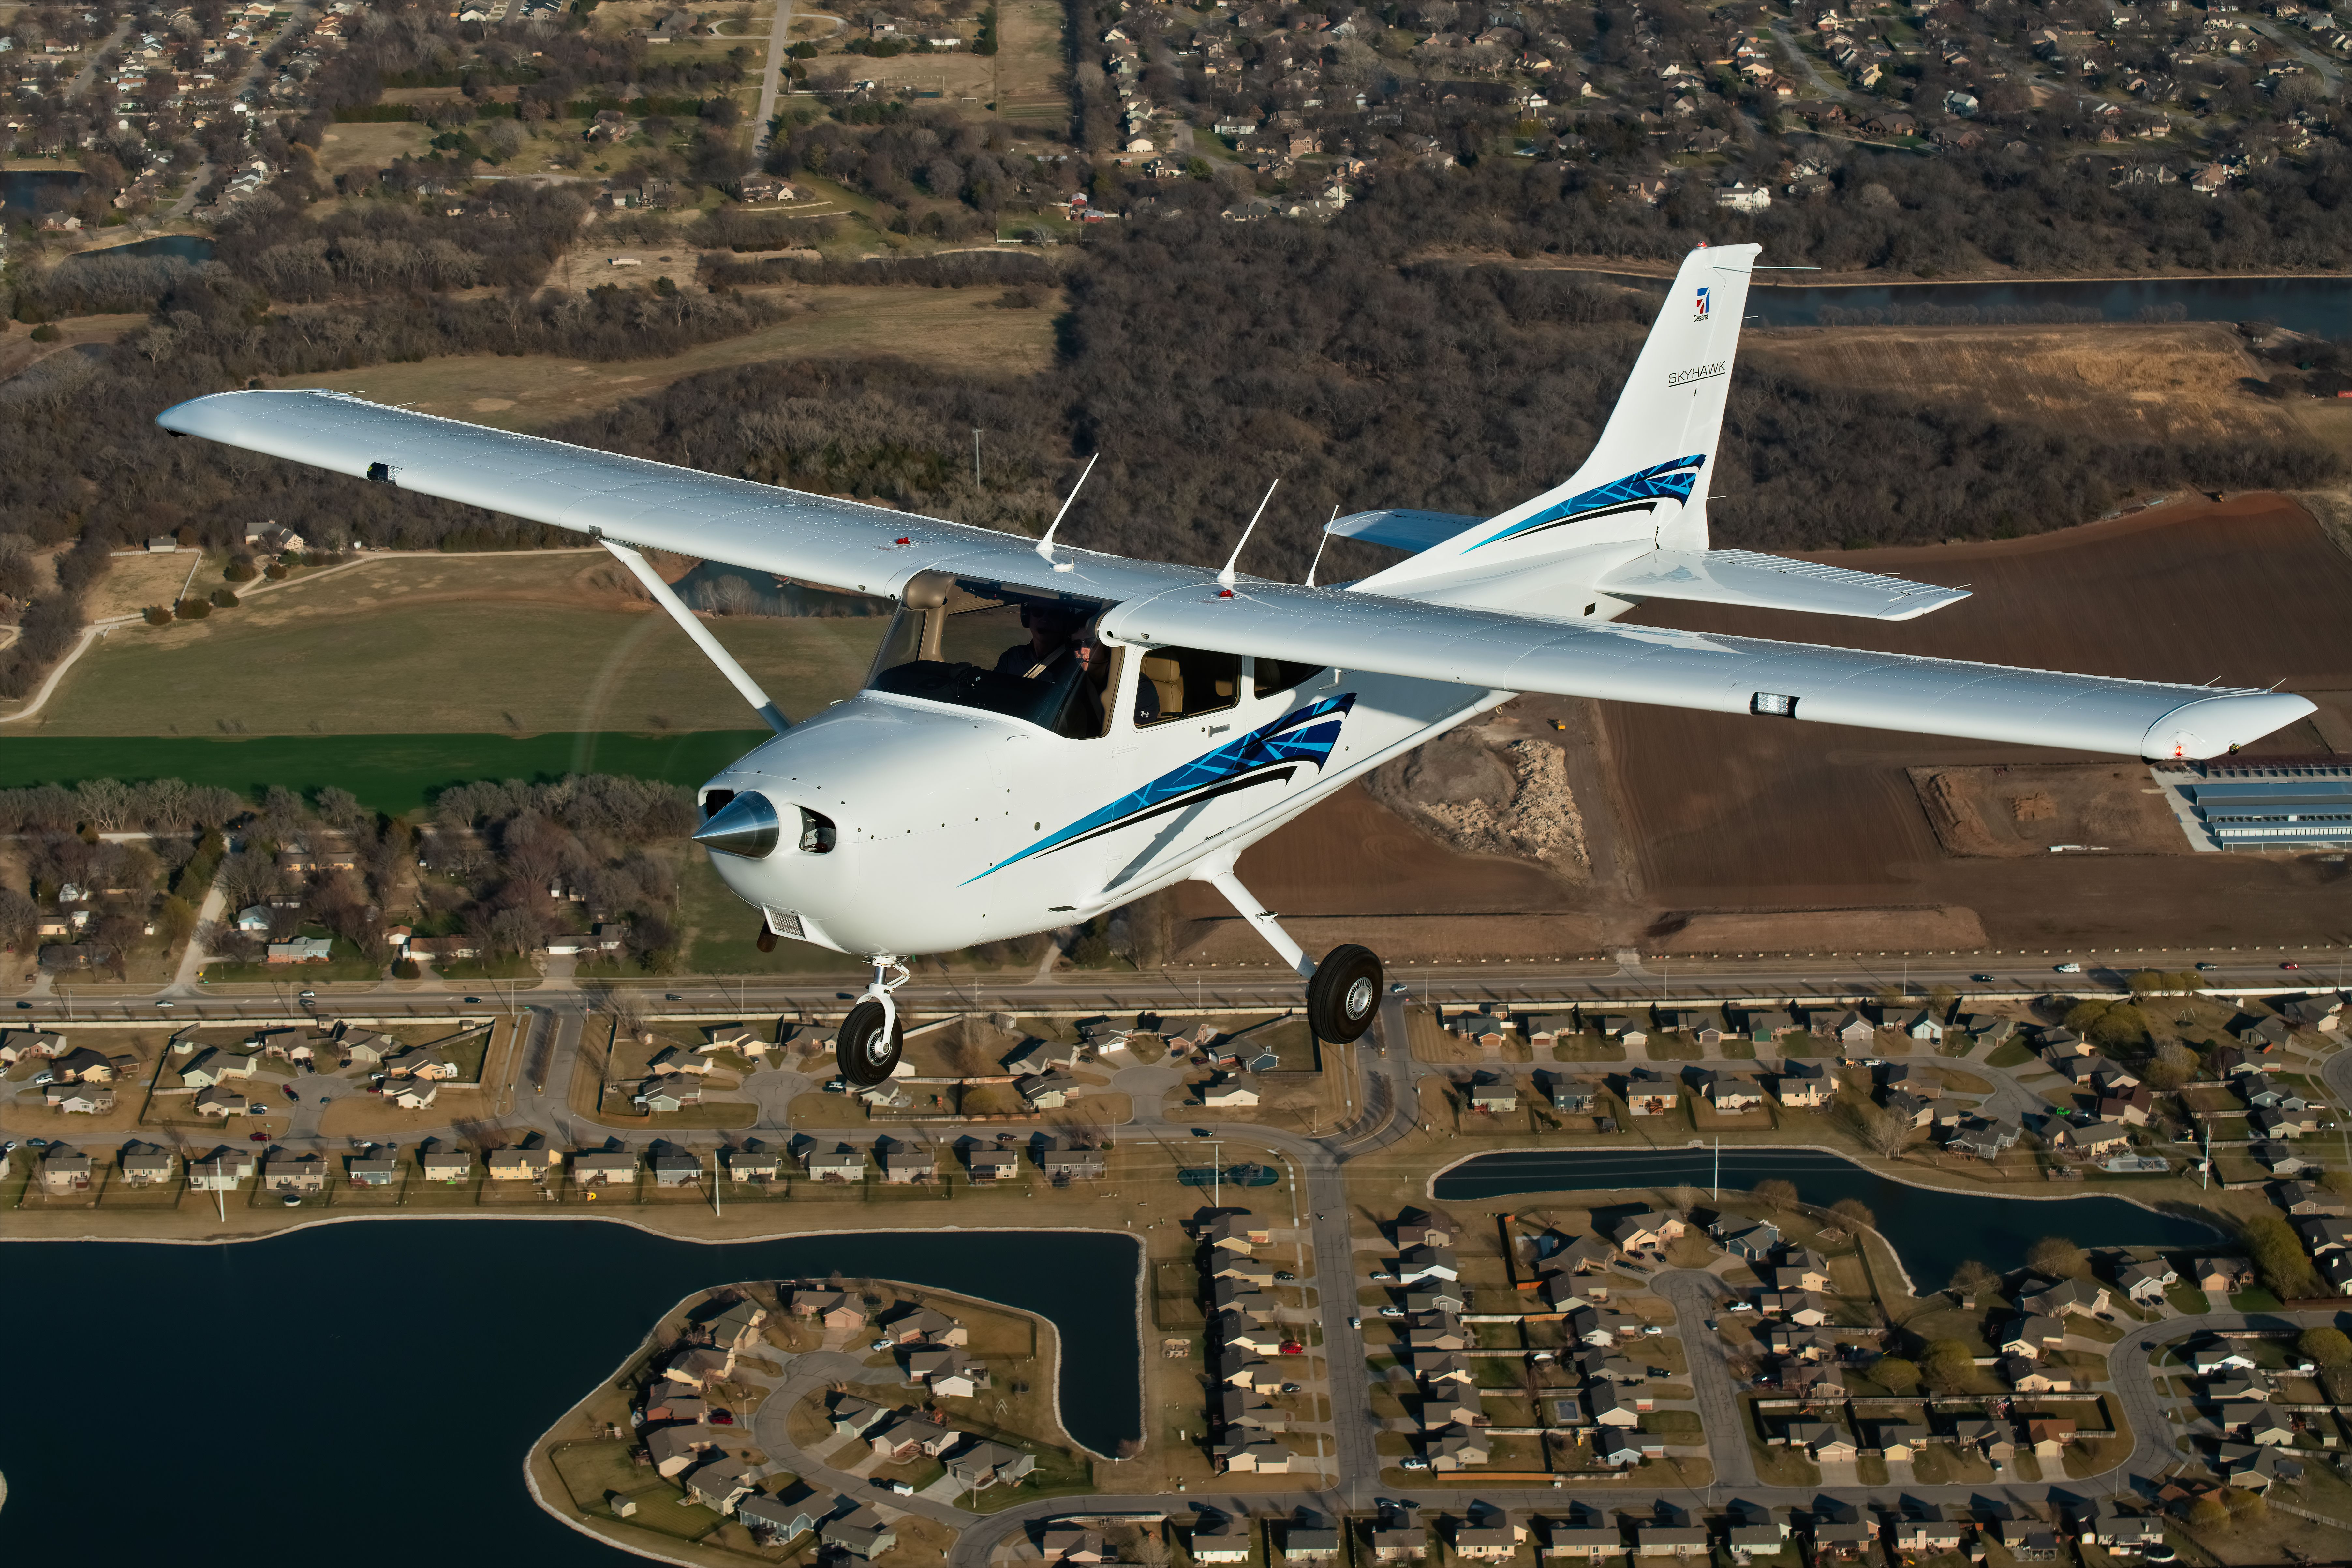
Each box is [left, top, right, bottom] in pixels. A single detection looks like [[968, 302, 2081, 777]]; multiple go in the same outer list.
[[1098, 582, 2311, 760], [1595, 548, 1970, 621]]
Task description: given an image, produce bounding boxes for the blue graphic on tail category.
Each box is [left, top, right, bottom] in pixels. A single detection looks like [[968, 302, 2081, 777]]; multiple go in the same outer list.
[[967, 694, 1356, 882], [1470, 453, 1706, 550]]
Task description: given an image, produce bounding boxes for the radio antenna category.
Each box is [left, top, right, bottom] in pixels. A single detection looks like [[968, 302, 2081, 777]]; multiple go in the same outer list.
[[1219, 478, 1280, 591], [1035, 452, 1100, 573], [1306, 506, 1336, 588]]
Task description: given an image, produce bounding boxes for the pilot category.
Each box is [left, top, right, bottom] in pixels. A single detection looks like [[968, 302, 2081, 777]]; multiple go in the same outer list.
[[1075, 627, 1158, 725], [996, 604, 1080, 680]]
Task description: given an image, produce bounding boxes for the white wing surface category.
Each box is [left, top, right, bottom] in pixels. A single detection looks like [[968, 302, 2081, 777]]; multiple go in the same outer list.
[[1096, 581, 2310, 760], [158, 389, 2314, 760], [1593, 548, 1971, 621], [155, 389, 1196, 603]]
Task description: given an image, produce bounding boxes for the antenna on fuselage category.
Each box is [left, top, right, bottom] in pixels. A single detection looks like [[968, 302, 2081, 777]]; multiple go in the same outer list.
[[1305, 505, 1336, 588], [1219, 477, 1280, 592], [1035, 452, 1101, 574]]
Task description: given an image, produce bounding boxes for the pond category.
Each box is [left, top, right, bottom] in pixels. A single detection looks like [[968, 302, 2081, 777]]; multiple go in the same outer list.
[[1432, 1146, 2221, 1293], [1603, 271, 2352, 339], [60, 232, 216, 264], [0, 167, 81, 216], [0, 1222, 1142, 1564]]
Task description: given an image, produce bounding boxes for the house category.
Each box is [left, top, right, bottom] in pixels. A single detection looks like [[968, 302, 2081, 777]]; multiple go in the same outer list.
[[1398, 1243, 1461, 1284], [1428, 1426, 1492, 1470], [2019, 1275, 2111, 1318], [2116, 1259, 2174, 1305], [180, 1049, 256, 1088], [262, 1152, 327, 1192], [878, 1143, 935, 1184], [2194, 1256, 2254, 1293], [1191, 1516, 1255, 1563], [1040, 1142, 1108, 1182], [1621, 1070, 1679, 1116], [1951, 1117, 2021, 1161], [1824, 1007, 1877, 1046], [489, 1137, 558, 1180], [1218, 1436, 1294, 1472], [805, 1143, 866, 1182], [118, 1141, 176, 1184], [944, 1437, 1034, 1489], [1280, 1519, 1341, 1561], [1634, 1523, 1708, 1557], [1201, 1075, 1260, 1108], [1772, 1063, 1829, 1109], [1041, 1526, 1108, 1564], [1786, 1421, 1856, 1460], [821, 1503, 898, 1560], [1546, 1077, 1597, 1113], [650, 1148, 702, 1186], [1453, 1509, 1525, 1560], [2273, 1180, 2345, 1216], [0, 1028, 67, 1064], [736, 1491, 820, 1541], [1468, 1077, 1518, 1114], [571, 1149, 637, 1185], [1395, 1207, 1457, 1249], [38, 1144, 94, 1194], [723, 1142, 779, 1182], [1706, 1073, 1764, 1112], [1018, 1070, 1080, 1109], [347, 1146, 399, 1186], [46, 1083, 116, 1114], [189, 1147, 256, 1189], [1540, 1513, 1623, 1562]]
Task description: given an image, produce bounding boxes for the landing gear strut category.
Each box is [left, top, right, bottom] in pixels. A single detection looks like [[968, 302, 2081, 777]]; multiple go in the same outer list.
[[837, 958, 909, 1086], [1195, 860, 1385, 1044]]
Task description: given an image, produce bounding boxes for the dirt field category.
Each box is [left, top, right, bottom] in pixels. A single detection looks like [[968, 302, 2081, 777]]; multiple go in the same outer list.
[[1910, 763, 2186, 857], [1602, 493, 2352, 948], [1743, 322, 2307, 447], [276, 284, 1060, 431]]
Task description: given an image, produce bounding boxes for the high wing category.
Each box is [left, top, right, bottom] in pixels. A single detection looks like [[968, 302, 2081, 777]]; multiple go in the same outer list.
[[1096, 580, 2310, 761], [155, 389, 1202, 604], [158, 388, 2313, 760]]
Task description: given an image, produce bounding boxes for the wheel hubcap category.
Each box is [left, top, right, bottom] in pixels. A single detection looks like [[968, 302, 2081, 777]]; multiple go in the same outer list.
[[1345, 977, 1375, 1019], [866, 1030, 894, 1065]]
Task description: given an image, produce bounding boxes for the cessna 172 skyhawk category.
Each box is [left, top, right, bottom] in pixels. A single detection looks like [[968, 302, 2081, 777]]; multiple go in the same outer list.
[[158, 243, 2311, 1084]]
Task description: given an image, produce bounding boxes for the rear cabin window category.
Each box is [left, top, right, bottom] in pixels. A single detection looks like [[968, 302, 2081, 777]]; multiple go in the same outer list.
[[1252, 658, 1323, 699], [1135, 646, 1241, 727]]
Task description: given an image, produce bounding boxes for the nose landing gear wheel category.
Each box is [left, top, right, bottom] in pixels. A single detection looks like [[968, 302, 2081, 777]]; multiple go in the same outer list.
[[1306, 943, 1383, 1043], [836, 999, 904, 1086]]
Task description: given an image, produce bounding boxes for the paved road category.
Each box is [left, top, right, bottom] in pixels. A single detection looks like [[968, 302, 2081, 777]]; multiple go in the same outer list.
[[753, 0, 795, 158], [1769, 22, 1859, 103], [748, 1348, 985, 1529], [2248, 18, 2342, 92]]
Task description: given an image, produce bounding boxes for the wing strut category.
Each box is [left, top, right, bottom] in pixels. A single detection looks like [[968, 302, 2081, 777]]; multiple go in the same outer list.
[[597, 538, 791, 735]]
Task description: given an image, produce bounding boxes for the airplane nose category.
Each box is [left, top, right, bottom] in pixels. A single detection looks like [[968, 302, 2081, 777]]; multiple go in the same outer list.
[[693, 791, 781, 859]]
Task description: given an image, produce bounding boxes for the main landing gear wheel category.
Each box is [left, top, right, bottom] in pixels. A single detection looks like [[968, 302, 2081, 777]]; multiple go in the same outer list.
[[1306, 943, 1384, 1043], [837, 1000, 904, 1087]]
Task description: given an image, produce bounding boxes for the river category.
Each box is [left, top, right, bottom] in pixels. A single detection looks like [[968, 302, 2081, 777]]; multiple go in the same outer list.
[[0, 1222, 1141, 1563], [1599, 271, 2350, 338], [1432, 1146, 2221, 1293]]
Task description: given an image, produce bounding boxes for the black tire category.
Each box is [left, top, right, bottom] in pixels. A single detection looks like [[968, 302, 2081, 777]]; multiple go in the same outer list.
[[1306, 944, 1383, 1043], [837, 999, 904, 1086]]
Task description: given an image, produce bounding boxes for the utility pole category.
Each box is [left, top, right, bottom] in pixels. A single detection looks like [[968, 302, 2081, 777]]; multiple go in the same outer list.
[[1713, 1136, 1721, 1199], [972, 428, 982, 487]]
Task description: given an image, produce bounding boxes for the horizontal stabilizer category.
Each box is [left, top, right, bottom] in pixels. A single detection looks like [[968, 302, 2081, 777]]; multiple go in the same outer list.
[[1595, 549, 1969, 622], [1326, 508, 1487, 555]]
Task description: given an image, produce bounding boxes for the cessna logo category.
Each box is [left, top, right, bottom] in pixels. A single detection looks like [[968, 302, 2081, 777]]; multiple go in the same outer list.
[[1667, 361, 1727, 388]]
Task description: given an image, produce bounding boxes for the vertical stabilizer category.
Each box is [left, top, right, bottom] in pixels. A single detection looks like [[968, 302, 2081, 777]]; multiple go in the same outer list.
[[1356, 243, 1760, 594]]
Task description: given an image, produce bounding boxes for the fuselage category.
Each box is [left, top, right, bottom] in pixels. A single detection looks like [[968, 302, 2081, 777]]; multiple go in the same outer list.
[[697, 658, 1498, 959]]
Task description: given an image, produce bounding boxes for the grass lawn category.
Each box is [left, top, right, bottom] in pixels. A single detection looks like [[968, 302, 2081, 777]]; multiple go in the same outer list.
[[29, 574, 885, 741], [1856, 1454, 1891, 1485], [280, 284, 1059, 432], [2230, 1289, 2285, 1312], [1988, 1040, 2037, 1068]]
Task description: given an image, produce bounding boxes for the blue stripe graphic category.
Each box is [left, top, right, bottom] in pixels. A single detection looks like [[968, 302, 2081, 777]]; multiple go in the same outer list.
[[1470, 453, 1706, 550], [967, 694, 1356, 882]]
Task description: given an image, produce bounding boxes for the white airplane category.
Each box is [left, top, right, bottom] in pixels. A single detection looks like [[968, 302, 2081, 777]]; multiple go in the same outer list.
[[158, 243, 2312, 1084]]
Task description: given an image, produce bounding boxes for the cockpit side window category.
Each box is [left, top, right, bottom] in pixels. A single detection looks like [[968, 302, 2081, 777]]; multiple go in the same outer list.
[[1134, 645, 1242, 727], [865, 575, 1113, 739]]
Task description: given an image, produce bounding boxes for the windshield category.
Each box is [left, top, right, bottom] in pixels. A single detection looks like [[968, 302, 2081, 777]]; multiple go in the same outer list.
[[866, 577, 1113, 738]]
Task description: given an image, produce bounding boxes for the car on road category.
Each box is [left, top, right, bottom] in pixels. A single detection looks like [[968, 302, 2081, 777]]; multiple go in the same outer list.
[[1400, 1457, 1429, 1471], [13, 1000, 28, 1008], [823, 1079, 849, 1094], [154, 999, 173, 1008], [711, 1412, 734, 1426], [2196, 962, 2220, 971], [2054, 962, 2082, 974], [2282, 961, 2302, 970], [1389, 981, 1408, 995], [1191, 1128, 1211, 1137], [1971, 973, 1995, 983], [1275, 1270, 1297, 1281], [874, 1479, 913, 1496], [1379, 1307, 1406, 1319], [666, 993, 683, 1001], [299, 989, 315, 999], [0, 1140, 14, 1153], [1369, 1271, 1393, 1282], [283, 1085, 300, 1101], [463, 995, 481, 1004], [1347, 1317, 1361, 1330], [870, 1339, 893, 1352], [25, 1138, 47, 1148], [1279, 1383, 1302, 1394], [1641, 1324, 1663, 1335], [248, 1131, 270, 1142]]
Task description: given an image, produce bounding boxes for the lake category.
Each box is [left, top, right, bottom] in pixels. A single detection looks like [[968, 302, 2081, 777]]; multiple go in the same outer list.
[[60, 232, 216, 264], [1432, 1146, 2221, 1293], [0, 1222, 1142, 1563], [0, 168, 81, 217], [0, 730, 772, 814], [1604, 271, 2351, 339]]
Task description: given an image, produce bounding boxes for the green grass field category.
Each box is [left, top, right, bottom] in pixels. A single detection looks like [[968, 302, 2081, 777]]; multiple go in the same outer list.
[[30, 597, 883, 738], [0, 731, 770, 814]]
